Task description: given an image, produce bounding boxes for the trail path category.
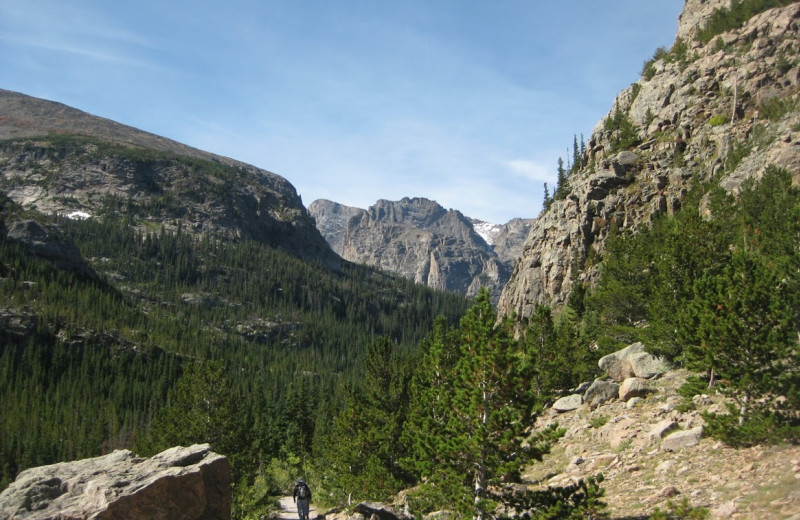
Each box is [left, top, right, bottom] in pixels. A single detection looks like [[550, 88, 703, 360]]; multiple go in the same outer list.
[[276, 495, 317, 520]]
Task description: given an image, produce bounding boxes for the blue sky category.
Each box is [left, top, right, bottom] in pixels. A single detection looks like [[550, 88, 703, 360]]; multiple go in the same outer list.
[[1, 0, 684, 223]]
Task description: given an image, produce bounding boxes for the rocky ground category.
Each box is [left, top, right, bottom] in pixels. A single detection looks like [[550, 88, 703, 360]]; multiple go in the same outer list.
[[524, 369, 800, 519]]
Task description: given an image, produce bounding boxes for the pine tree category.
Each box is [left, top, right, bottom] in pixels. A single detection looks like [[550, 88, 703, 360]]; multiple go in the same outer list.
[[136, 360, 245, 464], [683, 250, 799, 438], [571, 134, 580, 174], [555, 158, 567, 200], [542, 183, 551, 212], [324, 337, 411, 501], [403, 291, 552, 518]]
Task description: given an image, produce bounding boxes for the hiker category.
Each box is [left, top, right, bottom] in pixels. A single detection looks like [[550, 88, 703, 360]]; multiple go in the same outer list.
[[293, 478, 312, 520]]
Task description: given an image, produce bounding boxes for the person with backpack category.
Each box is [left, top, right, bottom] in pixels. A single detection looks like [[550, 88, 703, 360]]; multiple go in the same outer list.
[[293, 478, 312, 520]]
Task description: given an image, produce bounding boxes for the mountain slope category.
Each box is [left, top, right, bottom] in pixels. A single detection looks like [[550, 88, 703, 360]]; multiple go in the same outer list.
[[0, 89, 335, 264], [0, 89, 470, 493], [498, 0, 800, 319], [309, 197, 532, 301]]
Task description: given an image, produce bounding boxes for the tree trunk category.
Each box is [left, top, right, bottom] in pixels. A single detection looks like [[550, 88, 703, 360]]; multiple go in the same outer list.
[[739, 390, 750, 427]]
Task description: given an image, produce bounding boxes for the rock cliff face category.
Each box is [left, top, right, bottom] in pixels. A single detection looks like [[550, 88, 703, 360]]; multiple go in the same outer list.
[[498, 1, 800, 320], [0, 444, 230, 520], [0, 89, 337, 265], [309, 197, 532, 300]]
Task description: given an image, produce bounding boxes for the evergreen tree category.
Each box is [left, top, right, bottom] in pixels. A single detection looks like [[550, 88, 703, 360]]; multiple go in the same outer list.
[[682, 250, 799, 441], [555, 158, 567, 200], [571, 134, 580, 174], [324, 337, 411, 501], [136, 360, 246, 465], [403, 291, 557, 518], [542, 183, 551, 212]]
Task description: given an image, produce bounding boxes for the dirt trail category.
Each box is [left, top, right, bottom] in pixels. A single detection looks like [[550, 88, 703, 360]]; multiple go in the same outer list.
[[276, 495, 317, 520]]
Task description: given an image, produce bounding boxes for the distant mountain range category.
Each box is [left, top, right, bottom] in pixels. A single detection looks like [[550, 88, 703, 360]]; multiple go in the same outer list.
[[309, 198, 532, 301]]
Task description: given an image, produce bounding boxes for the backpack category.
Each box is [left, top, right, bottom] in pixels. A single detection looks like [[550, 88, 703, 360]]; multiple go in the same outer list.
[[296, 482, 309, 499]]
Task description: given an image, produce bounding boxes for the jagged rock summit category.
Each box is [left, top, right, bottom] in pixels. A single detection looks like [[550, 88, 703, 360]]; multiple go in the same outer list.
[[309, 197, 532, 300], [498, 0, 800, 319], [0, 444, 230, 520], [0, 89, 336, 264]]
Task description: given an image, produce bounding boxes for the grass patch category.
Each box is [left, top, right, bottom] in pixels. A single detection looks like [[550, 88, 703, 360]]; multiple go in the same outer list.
[[708, 113, 731, 126], [589, 414, 610, 429]]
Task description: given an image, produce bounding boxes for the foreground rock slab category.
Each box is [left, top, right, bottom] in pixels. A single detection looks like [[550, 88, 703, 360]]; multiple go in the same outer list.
[[0, 444, 230, 520]]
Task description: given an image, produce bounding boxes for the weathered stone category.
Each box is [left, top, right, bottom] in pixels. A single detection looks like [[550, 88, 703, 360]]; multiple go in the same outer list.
[[711, 500, 739, 518], [353, 501, 411, 520], [598, 343, 644, 381], [0, 444, 230, 520], [649, 419, 679, 441], [662, 427, 704, 451], [615, 150, 639, 167], [626, 397, 642, 409], [619, 377, 650, 402], [598, 343, 668, 382], [584, 379, 619, 409], [628, 351, 669, 379], [552, 394, 583, 412]]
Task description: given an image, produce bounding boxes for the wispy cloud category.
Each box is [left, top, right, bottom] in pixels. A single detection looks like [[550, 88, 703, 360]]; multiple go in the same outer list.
[[504, 160, 553, 184], [0, 1, 157, 68]]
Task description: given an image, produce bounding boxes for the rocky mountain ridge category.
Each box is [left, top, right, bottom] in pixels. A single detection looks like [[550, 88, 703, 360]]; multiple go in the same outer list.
[[498, 0, 800, 319], [309, 197, 532, 300], [0, 89, 336, 265]]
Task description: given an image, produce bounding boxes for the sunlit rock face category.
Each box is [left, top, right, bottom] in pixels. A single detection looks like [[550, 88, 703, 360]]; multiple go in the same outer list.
[[498, 2, 800, 320]]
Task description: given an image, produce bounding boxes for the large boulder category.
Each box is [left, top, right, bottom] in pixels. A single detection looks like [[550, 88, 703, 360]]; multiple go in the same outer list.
[[618, 377, 650, 402], [552, 394, 583, 412], [0, 444, 230, 520], [662, 427, 704, 451], [583, 380, 620, 410], [598, 343, 668, 382], [353, 501, 411, 520]]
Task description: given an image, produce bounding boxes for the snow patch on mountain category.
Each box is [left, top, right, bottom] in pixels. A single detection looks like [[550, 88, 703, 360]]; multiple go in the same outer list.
[[472, 220, 501, 246]]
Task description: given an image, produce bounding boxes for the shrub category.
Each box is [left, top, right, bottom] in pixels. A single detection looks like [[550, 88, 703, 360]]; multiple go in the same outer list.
[[589, 415, 610, 428], [760, 96, 794, 121], [677, 376, 710, 400], [650, 498, 709, 519], [702, 405, 800, 447], [708, 113, 730, 126]]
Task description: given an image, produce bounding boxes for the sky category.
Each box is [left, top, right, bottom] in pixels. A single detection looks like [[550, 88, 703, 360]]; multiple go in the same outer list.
[[0, 0, 684, 224]]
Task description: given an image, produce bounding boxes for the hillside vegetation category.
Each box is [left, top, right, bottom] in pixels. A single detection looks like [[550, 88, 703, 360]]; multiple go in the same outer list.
[[1, 1, 800, 519]]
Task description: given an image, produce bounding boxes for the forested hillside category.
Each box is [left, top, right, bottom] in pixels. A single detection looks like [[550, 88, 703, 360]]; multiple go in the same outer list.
[[0, 153, 469, 501], [2, 1, 800, 519]]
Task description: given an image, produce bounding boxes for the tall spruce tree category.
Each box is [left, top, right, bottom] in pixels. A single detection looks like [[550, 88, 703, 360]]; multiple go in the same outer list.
[[324, 337, 411, 501], [136, 360, 245, 465], [555, 158, 567, 200], [403, 291, 560, 518], [683, 250, 799, 440]]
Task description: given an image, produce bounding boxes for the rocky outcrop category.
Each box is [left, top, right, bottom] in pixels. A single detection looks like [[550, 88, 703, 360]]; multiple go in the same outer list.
[[598, 342, 669, 382], [0, 90, 337, 265], [498, 2, 800, 319], [528, 368, 800, 518], [307, 200, 365, 255], [309, 197, 532, 300], [0, 444, 230, 520], [5, 219, 96, 279]]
